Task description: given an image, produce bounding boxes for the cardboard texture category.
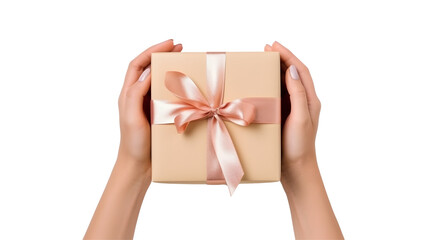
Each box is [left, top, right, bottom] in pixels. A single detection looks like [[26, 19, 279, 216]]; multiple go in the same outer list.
[[151, 52, 281, 183]]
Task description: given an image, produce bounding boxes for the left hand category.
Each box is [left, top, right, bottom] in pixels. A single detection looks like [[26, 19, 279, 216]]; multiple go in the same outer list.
[[117, 39, 183, 172]]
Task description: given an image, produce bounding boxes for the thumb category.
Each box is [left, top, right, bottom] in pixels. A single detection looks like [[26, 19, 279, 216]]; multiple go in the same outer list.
[[285, 65, 310, 121], [126, 66, 151, 117], [135, 65, 151, 96]]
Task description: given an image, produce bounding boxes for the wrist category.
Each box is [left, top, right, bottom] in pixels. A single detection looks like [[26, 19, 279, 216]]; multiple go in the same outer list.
[[118, 139, 151, 164], [116, 149, 152, 188], [281, 154, 319, 190]]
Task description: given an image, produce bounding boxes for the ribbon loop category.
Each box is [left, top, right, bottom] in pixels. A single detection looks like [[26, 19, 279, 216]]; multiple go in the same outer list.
[[165, 71, 210, 109]]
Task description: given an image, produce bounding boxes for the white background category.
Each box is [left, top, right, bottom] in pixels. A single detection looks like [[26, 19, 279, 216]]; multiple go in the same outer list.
[[1, 0, 428, 239]]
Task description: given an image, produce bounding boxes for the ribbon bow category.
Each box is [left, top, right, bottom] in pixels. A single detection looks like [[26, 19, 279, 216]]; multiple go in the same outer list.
[[151, 53, 280, 195]]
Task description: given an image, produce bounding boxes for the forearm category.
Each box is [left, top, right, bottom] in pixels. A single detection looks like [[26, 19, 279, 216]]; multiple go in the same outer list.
[[84, 149, 151, 240], [282, 157, 343, 240]]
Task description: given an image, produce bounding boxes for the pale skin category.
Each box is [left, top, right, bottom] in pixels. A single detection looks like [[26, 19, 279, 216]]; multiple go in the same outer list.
[[84, 39, 344, 240]]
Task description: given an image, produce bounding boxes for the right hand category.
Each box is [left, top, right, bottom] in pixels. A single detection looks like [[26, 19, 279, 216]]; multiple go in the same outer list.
[[264, 41, 322, 182]]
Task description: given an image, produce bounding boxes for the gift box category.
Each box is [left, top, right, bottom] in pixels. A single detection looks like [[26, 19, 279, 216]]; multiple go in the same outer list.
[[150, 52, 281, 195]]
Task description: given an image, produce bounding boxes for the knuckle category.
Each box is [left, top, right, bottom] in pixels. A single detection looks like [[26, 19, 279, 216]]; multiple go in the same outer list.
[[292, 115, 311, 127], [128, 59, 137, 69], [117, 93, 124, 107], [128, 59, 141, 71], [118, 91, 124, 102], [122, 118, 137, 128], [290, 89, 306, 99], [118, 96, 125, 109], [119, 109, 137, 126], [314, 98, 322, 110], [128, 55, 150, 71], [301, 64, 310, 74], [125, 88, 137, 99], [141, 54, 151, 65]]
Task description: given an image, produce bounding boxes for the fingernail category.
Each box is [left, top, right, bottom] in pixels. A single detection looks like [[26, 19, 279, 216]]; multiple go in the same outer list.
[[290, 65, 300, 80], [138, 65, 151, 82]]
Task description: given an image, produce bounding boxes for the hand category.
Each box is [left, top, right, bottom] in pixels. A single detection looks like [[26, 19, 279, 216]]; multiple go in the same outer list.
[[265, 42, 343, 239], [264, 41, 322, 183], [117, 39, 183, 172]]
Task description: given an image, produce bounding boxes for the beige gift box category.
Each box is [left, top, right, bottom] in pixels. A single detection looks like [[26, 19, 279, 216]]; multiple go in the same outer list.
[[151, 52, 281, 184]]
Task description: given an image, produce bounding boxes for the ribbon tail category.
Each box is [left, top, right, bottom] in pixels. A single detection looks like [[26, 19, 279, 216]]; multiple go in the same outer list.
[[206, 118, 226, 185], [209, 115, 244, 196]]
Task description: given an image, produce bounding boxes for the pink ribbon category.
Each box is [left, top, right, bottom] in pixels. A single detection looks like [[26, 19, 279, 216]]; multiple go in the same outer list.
[[151, 52, 280, 195]]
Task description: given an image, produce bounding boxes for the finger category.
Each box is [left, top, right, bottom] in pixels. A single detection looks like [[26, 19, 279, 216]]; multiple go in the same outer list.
[[123, 66, 152, 123], [123, 39, 175, 89], [285, 65, 310, 122], [272, 41, 305, 68], [172, 43, 183, 52], [272, 41, 315, 93], [265, 43, 288, 125], [126, 43, 184, 120], [132, 43, 182, 98], [119, 40, 177, 111], [265, 43, 287, 73], [136, 66, 152, 96], [271, 41, 320, 121]]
